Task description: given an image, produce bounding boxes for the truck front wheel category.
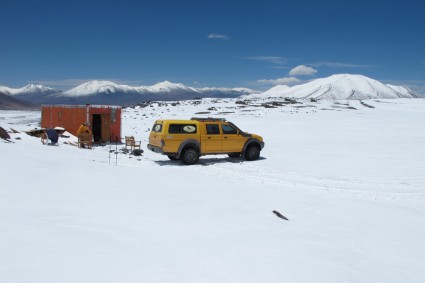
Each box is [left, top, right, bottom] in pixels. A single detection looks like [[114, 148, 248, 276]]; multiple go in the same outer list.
[[181, 148, 199, 165], [244, 145, 260, 161]]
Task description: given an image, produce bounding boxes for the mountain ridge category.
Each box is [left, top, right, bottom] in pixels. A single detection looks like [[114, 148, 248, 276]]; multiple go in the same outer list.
[[0, 80, 257, 105], [0, 92, 37, 110], [249, 74, 421, 100], [0, 75, 422, 106]]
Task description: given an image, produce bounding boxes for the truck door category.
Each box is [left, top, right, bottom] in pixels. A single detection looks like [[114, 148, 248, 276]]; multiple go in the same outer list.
[[201, 123, 222, 153], [221, 123, 244, 152]]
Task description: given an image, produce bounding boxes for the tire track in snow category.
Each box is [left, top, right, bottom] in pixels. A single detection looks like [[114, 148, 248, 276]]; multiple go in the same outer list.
[[195, 161, 425, 202]]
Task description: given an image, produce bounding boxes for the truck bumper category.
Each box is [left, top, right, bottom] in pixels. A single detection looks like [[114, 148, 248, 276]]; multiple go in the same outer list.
[[147, 144, 164, 154]]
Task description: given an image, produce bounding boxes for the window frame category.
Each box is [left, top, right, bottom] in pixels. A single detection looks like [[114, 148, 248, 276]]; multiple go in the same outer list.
[[168, 123, 198, 134], [221, 123, 238, 135], [206, 124, 221, 135]]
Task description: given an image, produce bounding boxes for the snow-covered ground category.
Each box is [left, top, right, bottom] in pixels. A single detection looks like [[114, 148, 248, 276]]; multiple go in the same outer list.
[[1, 98, 425, 283]]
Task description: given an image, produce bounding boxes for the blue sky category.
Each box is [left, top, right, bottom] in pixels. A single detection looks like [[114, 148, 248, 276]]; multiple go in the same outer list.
[[0, 0, 424, 92]]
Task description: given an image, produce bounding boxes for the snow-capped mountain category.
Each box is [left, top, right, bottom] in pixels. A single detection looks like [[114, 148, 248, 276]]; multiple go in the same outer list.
[[386, 84, 418, 98], [61, 81, 134, 97], [61, 80, 255, 97], [141, 81, 198, 94], [199, 87, 255, 96], [1, 74, 420, 106], [0, 84, 59, 96], [0, 85, 15, 94], [0, 81, 256, 105], [257, 85, 291, 97], [17, 84, 58, 95], [51, 80, 257, 105], [250, 74, 420, 100], [0, 84, 60, 105]]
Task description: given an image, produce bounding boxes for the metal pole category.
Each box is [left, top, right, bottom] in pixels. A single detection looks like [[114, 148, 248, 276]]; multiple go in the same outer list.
[[109, 135, 111, 165], [86, 104, 90, 126], [115, 135, 118, 166], [50, 105, 52, 128]]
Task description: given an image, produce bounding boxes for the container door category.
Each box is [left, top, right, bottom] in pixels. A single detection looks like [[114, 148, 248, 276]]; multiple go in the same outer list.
[[102, 114, 111, 142], [92, 114, 102, 142]]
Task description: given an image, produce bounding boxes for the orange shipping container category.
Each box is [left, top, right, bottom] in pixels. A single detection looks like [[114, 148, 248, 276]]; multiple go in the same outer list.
[[41, 104, 122, 142]]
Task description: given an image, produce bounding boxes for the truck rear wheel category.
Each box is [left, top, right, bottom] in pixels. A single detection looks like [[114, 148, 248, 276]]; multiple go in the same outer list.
[[181, 148, 199, 165]]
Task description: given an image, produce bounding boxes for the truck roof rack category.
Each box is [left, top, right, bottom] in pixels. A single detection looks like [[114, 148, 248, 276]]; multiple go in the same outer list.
[[191, 117, 227, 122]]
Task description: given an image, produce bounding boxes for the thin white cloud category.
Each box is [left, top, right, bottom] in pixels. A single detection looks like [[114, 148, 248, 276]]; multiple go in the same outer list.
[[207, 34, 229, 40], [257, 77, 302, 86], [289, 65, 318, 76], [311, 62, 373, 68], [244, 56, 286, 65]]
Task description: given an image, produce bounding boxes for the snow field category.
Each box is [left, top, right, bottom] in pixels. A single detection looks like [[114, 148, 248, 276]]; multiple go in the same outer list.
[[1, 98, 425, 282]]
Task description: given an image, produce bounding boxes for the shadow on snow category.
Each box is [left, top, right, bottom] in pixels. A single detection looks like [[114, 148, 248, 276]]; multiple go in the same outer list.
[[154, 156, 266, 166]]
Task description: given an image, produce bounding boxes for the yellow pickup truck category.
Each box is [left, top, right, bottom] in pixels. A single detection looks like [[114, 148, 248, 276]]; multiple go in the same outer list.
[[147, 117, 265, 165]]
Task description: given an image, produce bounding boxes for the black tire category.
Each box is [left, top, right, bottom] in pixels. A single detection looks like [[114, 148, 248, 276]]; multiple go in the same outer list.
[[228, 152, 241, 158], [167, 155, 179, 161], [244, 145, 260, 161], [180, 148, 199, 165]]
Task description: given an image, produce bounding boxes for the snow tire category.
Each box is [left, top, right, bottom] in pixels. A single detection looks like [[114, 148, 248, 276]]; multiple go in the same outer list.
[[181, 148, 199, 165], [244, 145, 260, 161]]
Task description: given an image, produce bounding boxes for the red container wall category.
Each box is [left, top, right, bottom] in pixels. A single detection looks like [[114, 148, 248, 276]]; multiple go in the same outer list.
[[41, 105, 121, 142], [41, 106, 86, 136]]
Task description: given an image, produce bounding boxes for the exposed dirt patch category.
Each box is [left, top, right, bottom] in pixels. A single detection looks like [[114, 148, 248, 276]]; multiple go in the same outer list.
[[360, 101, 375, 108], [0, 127, 11, 139]]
